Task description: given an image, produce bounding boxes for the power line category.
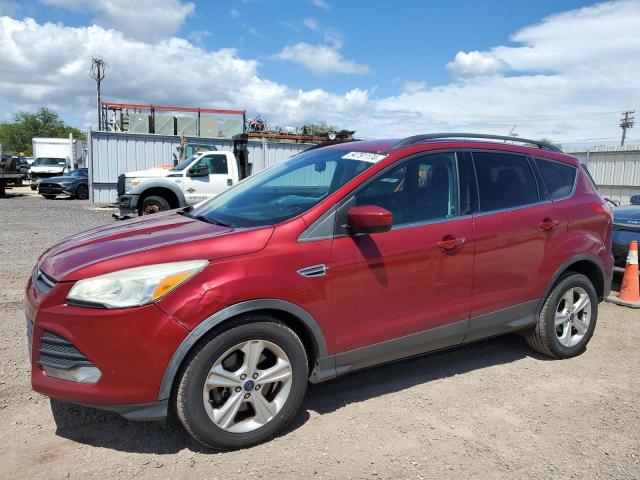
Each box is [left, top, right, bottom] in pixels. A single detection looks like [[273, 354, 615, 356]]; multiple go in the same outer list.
[[620, 110, 635, 146]]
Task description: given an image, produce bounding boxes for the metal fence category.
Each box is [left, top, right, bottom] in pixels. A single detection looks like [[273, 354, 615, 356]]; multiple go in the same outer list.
[[87, 131, 312, 205], [566, 144, 640, 205]]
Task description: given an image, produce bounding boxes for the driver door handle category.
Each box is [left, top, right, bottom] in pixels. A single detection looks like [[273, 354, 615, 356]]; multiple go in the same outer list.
[[436, 235, 466, 251]]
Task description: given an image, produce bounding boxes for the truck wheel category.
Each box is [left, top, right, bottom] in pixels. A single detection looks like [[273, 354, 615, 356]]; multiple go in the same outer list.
[[140, 195, 170, 215], [176, 319, 308, 450]]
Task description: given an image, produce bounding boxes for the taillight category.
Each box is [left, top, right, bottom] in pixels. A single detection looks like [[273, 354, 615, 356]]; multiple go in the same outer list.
[[590, 202, 613, 222]]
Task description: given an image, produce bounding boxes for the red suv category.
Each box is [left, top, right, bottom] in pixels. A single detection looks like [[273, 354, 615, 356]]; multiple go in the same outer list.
[[26, 134, 613, 450]]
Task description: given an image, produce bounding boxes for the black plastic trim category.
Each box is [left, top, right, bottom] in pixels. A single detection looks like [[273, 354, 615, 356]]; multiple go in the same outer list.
[[78, 399, 169, 421], [157, 299, 329, 400], [394, 133, 562, 152]]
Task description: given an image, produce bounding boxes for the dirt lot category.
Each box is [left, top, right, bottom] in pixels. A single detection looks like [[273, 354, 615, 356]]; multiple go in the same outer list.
[[1, 186, 639, 479]]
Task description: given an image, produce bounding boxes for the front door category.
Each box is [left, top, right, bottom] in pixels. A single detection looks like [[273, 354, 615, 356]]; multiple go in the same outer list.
[[183, 154, 231, 204], [328, 152, 475, 357]]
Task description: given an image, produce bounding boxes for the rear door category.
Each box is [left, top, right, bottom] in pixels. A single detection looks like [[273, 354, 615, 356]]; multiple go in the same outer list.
[[328, 151, 475, 354], [467, 151, 568, 341]]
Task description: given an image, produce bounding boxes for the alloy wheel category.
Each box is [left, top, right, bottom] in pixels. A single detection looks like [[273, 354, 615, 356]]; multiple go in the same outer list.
[[555, 287, 591, 347], [202, 339, 293, 433]]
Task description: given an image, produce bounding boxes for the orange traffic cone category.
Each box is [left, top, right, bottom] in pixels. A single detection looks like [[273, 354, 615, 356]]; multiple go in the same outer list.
[[607, 240, 640, 308], [619, 241, 640, 302]]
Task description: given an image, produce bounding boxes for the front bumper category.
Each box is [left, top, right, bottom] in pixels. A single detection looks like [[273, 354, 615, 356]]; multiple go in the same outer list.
[[39, 183, 74, 196], [25, 268, 188, 419], [116, 194, 139, 218]]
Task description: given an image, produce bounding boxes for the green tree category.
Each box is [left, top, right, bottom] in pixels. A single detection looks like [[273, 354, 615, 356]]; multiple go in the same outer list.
[[0, 107, 85, 155]]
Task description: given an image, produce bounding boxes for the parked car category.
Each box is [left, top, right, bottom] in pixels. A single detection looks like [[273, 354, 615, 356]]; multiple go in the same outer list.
[[38, 168, 89, 200], [26, 134, 613, 450], [612, 195, 640, 271]]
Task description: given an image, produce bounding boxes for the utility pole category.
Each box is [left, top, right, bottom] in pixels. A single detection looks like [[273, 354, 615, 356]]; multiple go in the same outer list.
[[89, 58, 107, 130], [620, 110, 635, 146]]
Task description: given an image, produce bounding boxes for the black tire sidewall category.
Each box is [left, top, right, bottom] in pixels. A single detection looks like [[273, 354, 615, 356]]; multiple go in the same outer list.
[[141, 195, 170, 215], [76, 184, 88, 199], [178, 322, 308, 450], [542, 273, 598, 358]]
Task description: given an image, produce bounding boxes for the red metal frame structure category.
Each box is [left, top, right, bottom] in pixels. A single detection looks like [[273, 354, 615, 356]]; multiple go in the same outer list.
[[101, 101, 246, 136]]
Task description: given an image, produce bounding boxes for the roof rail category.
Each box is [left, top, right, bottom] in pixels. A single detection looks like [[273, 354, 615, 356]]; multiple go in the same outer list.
[[393, 133, 562, 152]]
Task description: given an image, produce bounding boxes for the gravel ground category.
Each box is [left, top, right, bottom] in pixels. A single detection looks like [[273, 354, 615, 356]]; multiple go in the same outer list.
[[1, 186, 639, 480]]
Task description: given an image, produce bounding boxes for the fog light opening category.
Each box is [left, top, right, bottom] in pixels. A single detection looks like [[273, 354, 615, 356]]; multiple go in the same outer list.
[[42, 365, 102, 384]]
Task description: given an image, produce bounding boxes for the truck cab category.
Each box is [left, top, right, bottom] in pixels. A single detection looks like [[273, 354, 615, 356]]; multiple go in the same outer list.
[[29, 157, 70, 189], [118, 150, 239, 216]]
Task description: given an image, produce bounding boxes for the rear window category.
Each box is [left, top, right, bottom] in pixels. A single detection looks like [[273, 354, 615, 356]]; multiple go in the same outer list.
[[473, 152, 539, 212], [535, 158, 576, 199]]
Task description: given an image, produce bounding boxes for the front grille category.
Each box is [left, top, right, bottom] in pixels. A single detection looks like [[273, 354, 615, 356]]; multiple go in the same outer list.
[[32, 172, 60, 179], [26, 315, 33, 362], [38, 331, 94, 371], [40, 183, 62, 191], [117, 174, 125, 196]]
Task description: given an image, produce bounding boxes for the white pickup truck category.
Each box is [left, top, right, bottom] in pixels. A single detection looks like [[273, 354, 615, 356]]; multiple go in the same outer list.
[[117, 150, 241, 216]]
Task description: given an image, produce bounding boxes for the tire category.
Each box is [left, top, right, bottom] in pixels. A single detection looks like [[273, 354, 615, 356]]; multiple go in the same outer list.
[[42, 195, 56, 199], [30, 184, 37, 191], [175, 318, 308, 450], [140, 195, 170, 215], [526, 272, 598, 358], [75, 183, 89, 200]]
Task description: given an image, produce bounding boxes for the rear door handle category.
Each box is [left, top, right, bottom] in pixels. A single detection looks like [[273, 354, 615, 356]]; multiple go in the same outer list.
[[538, 218, 560, 231], [436, 235, 466, 250]]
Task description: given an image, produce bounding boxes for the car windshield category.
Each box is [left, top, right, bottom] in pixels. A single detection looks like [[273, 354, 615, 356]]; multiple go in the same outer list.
[[34, 157, 66, 166], [65, 169, 86, 177], [170, 155, 198, 172], [190, 149, 380, 227]]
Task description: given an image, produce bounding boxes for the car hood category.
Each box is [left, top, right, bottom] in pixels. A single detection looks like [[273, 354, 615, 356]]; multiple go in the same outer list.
[[38, 211, 274, 281], [613, 205, 640, 224], [126, 168, 173, 178]]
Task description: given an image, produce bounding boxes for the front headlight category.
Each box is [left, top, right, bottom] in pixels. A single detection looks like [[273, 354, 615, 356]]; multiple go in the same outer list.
[[124, 177, 141, 193], [67, 260, 208, 308]]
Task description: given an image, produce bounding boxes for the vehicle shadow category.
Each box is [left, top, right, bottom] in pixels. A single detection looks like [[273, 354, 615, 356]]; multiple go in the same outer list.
[[51, 333, 542, 454]]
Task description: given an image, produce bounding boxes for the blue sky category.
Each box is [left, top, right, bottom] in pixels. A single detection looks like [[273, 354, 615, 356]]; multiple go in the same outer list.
[[1, 0, 639, 145]]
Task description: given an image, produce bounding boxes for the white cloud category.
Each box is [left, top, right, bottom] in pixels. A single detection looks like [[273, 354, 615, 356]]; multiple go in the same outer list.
[[303, 17, 319, 31], [274, 42, 370, 76], [1, 1, 640, 145], [230, 8, 240, 18], [309, 0, 330, 10], [402, 80, 427, 94], [447, 51, 510, 77], [41, 0, 195, 41]]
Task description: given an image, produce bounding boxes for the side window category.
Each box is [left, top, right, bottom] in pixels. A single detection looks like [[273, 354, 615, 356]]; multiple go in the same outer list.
[[473, 152, 539, 212], [355, 153, 458, 226], [200, 154, 228, 174], [535, 158, 576, 199]]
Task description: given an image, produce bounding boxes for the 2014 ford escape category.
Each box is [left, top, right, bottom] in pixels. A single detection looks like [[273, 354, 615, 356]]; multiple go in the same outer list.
[[26, 134, 613, 450]]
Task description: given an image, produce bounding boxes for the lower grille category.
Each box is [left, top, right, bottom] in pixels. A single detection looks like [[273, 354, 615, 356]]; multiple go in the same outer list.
[[38, 331, 94, 371], [26, 315, 33, 362]]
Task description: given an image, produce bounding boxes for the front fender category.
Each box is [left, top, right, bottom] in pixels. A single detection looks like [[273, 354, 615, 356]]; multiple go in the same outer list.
[[131, 179, 187, 208]]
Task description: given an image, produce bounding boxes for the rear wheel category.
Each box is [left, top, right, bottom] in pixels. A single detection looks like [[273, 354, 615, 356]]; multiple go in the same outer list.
[[140, 195, 170, 215], [526, 273, 597, 358], [75, 183, 89, 200], [175, 319, 308, 450]]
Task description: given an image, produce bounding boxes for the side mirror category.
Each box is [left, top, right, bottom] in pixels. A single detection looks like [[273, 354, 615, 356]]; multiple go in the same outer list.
[[630, 195, 640, 205], [189, 164, 209, 177], [347, 205, 393, 235]]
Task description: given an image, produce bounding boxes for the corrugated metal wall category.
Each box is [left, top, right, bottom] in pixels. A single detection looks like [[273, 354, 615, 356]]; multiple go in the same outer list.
[[566, 144, 640, 205], [88, 131, 312, 204]]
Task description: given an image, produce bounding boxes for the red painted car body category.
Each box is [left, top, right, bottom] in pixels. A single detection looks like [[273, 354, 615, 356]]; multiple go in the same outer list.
[[26, 138, 613, 419]]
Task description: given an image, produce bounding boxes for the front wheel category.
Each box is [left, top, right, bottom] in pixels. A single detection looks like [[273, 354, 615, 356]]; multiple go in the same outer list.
[[526, 273, 598, 358], [175, 319, 308, 450], [75, 183, 89, 200], [140, 195, 170, 215]]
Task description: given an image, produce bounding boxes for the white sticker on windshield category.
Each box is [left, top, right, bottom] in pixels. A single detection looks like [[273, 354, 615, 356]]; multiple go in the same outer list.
[[342, 151, 387, 163]]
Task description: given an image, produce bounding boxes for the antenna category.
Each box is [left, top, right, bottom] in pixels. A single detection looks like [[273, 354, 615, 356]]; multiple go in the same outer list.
[[90, 58, 107, 130]]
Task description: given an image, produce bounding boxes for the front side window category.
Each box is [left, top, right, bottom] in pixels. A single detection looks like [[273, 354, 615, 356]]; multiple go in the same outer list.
[[355, 153, 458, 226], [190, 149, 376, 227], [198, 154, 228, 175], [535, 158, 576, 199], [473, 152, 539, 212]]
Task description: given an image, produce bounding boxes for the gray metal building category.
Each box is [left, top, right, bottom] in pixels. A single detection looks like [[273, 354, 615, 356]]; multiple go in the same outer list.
[[566, 144, 640, 205], [87, 131, 312, 205]]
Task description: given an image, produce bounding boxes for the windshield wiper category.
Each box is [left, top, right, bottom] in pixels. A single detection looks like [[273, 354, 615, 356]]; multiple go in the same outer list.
[[177, 210, 233, 227]]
